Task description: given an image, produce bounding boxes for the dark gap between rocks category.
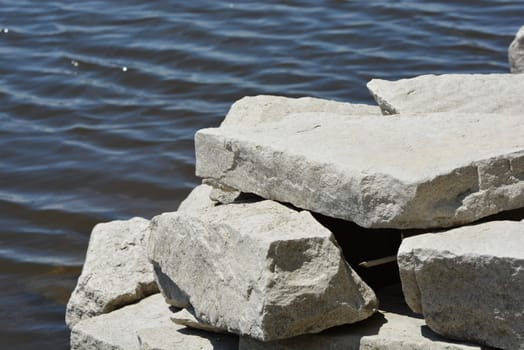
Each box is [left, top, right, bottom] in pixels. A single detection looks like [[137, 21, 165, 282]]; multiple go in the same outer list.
[[311, 213, 402, 290]]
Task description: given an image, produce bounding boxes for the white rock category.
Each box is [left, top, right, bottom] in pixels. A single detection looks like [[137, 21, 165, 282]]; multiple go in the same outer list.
[[66, 217, 158, 328], [171, 308, 228, 334], [220, 95, 380, 128], [398, 220, 524, 350], [239, 287, 483, 350], [148, 200, 378, 341], [71, 294, 237, 350], [367, 74, 524, 114], [509, 26, 524, 73], [177, 183, 216, 213], [196, 112, 524, 229]]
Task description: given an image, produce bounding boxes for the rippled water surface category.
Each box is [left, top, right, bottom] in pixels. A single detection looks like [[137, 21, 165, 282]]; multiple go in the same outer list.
[[0, 1, 522, 348]]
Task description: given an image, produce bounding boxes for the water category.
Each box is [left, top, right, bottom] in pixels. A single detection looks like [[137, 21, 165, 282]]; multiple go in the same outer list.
[[0, 1, 522, 348]]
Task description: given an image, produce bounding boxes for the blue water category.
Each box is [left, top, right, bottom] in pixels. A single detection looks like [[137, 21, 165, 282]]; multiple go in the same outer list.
[[0, 1, 522, 348]]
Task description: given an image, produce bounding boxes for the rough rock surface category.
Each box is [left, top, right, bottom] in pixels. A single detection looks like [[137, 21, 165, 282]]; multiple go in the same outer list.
[[138, 325, 238, 350], [177, 183, 216, 213], [220, 95, 380, 128], [239, 286, 483, 350], [171, 308, 228, 334], [367, 74, 524, 114], [398, 220, 524, 350], [71, 294, 172, 350], [509, 25, 524, 73], [196, 112, 524, 229], [66, 217, 158, 328], [148, 200, 378, 341]]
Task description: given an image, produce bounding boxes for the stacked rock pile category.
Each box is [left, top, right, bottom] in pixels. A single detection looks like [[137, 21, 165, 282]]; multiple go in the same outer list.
[[66, 28, 524, 350]]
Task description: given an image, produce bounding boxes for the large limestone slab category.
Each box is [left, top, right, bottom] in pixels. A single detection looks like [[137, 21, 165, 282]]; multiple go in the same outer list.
[[148, 200, 378, 341], [509, 25, 524, 73], [196, 112, 524, 229], [398, 220, 524, 350], [71, 293, 237, 350], [367, 74, 524, 114], [220, 95, 380, 128], [239, 286, 483, 350], [66, 217, 158, 328]]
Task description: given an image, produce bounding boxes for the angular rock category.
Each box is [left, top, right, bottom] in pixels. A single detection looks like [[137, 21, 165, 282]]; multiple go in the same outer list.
[[71, 294, 171, 350], [66, 217, 158, 328], [220, 95, 380, 128], [398, 220, 524, 350], [239, 286, 483, 350], [171, 309, 228, 334], [196, 112, 524, 229], [148, 200, 378, 341], [367, 74, 524, 114], [509, 25, 524, 73], [177, 183, 216, 213], [71, 294, 237, 350]]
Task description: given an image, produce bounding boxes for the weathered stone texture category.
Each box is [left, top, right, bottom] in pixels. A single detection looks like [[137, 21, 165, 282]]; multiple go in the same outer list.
[[177, 183, 216, 213], [509, 25, 524, 73], [220, 95, 380, 128], [148, 200, 377, 341], [196, 112, 524, 229], [398, 220, 524, 350], [66, 217, 158, 328], [367, 74, 524, 114]]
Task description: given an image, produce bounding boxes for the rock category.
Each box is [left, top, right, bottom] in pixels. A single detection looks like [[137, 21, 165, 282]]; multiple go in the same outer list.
[[196, 112, 524, 229], [148, 200, 378, 341], [220, 95, 381, 128], [177, 183, 216, 213], [171, 309, 228, 334], [239, 286, 483, 350], [398, 220, 524, 350], [66, 217, 158, 328], [509, 25, 524, 73], [70, 294, 171, 350], [367, 74, 524, 114], [71, 294, 237, 350], [138, 325, 238, 350]]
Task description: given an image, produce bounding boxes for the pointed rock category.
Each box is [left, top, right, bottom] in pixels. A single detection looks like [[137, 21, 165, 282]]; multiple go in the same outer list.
[[398, 220, 524, 350], [66, 217, 158, 328], [367, 74, 524, 114], [196, 112, 524, 229], [148, 200, 378, 341]]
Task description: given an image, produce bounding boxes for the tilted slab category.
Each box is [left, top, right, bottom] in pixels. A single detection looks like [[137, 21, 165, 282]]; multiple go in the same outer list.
[[398, 220, 524, 350], [148, 200, 378, 341], [70, 294, 237, 350], [220, 95, 380, 128], [509, 25, 524, 73], [66, 217, 158, 328], [367, 74, 524, 114], [196, 112, 524, 229]]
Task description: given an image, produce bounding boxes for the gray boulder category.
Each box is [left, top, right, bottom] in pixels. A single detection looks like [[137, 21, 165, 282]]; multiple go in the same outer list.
[[196, 112, 524, 229], [509, 25, 524, 73], [220, 95, 380, 128], [398, 220, 524, 350], [367, 74, 524, 114], [177, 183, 216, 213], [148, 200, 378, 341], [66, 217, 158, 328]]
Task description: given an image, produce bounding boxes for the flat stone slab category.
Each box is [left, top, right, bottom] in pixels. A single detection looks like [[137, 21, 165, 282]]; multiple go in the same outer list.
[[398, 220, 524, 350], [196, 112, 524, 229], [509, 25, 524, 73], [71, 294, 237, 350], [66, 217, 158, 328], [239, 286, 484, 350], [220, 95, 380, 128], [148, 200, 378, 341], [367, 74, 524, 114]]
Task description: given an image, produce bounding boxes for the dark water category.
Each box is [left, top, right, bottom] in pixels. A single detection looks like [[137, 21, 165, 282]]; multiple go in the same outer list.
[[0, 1, 522, 348]]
